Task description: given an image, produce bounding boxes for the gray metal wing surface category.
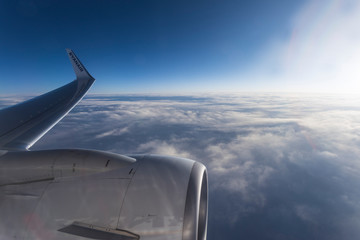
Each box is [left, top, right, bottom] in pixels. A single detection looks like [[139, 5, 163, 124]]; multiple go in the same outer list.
[[0, 49, 95, 150]]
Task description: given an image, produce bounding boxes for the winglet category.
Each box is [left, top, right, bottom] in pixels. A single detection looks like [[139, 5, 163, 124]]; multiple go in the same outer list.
[[66, 49, 94, 80]]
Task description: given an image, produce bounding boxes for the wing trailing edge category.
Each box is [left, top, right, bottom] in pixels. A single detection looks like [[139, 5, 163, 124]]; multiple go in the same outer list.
[[0, 49, 95, 151]]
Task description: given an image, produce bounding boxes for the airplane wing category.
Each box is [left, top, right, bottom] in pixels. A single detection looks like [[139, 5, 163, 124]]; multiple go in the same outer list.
[[0, 49, 95, 151], [0, 50, 208, 240]]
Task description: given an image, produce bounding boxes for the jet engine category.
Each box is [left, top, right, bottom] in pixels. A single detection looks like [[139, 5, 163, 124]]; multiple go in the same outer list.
[[0, 150, 208, 240]]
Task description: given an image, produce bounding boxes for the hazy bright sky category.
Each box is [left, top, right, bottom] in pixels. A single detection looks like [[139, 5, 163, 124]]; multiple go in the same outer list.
[[1, 0, 360, 94]]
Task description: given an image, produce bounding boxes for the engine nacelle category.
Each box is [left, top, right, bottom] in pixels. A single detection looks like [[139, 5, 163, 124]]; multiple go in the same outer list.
[[0, 150, 208, 240]]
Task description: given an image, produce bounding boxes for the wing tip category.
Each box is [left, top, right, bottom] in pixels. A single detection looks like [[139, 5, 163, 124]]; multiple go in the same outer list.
[[66, 48, 94, 81], [65, 48, 72, 55]]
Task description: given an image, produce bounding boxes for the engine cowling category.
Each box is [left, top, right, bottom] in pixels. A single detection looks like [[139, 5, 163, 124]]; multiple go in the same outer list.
[[0, 150, 208, 240], [118, 155, 208, 240]]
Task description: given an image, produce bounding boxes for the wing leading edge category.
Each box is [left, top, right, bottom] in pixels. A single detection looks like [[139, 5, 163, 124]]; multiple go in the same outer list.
[[0, 49, 95, 151]]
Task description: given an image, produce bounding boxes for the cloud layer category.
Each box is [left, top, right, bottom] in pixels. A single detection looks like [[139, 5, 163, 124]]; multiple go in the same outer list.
[[12, 93, 359, 239]]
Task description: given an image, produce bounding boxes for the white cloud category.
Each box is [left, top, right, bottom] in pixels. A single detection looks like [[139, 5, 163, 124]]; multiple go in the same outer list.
[[136, 139, 193, 159], [95, 127, 129, 139], [295, 205, 320, 223]]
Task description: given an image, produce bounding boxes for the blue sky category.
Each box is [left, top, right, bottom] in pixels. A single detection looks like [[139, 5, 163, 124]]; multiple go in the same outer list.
[[1, 0, 360, 94]]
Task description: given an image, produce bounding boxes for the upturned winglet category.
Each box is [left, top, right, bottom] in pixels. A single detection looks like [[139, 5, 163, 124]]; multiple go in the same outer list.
[[66, 48, 94, 81], [0, 49, 95, 150]]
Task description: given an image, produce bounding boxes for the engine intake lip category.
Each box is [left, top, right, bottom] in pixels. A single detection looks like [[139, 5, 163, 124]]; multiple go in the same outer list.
[[182, 162, 208, 240]]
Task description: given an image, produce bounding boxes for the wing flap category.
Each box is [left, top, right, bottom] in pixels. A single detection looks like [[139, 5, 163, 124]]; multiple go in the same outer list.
[[0, 49, 95, 150]]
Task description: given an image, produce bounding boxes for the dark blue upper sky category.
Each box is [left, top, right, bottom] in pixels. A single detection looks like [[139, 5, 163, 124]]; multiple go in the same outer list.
[[3, 0, 352, 94]]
